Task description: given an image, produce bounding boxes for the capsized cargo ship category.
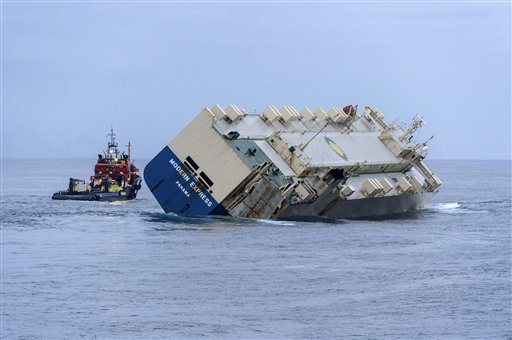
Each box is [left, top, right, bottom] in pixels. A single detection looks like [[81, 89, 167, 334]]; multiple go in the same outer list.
[[144, 105, 442, 219]]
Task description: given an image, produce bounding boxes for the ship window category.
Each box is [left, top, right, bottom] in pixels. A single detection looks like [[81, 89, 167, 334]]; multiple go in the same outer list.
[[185, 156, 199, 170], [183, 161, 194, 173], [224, 131, 240, 140], [199, 171, 214, 187], [198, 178, 210, 189]]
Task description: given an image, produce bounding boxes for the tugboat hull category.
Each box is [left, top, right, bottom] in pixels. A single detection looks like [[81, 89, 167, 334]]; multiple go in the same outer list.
[[52, 192, 99, 201], [52, 181, 141, 202], [51, 189, 139, 202]]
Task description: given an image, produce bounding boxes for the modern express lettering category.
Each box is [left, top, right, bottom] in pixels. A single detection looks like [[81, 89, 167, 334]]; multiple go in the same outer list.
[[169, 158, 190, 181], [169, 158, 213, 207], [189, 181, 212, 207]]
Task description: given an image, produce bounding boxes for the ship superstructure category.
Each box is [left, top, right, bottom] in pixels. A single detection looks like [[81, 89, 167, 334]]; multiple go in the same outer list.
[[144, 105, 442, 219], [92, 128, 139, 191]]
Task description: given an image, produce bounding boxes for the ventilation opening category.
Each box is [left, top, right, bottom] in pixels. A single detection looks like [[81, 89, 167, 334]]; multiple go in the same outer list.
[[185, 156, 199, 170], [200, 171, 214, 187], [198, 178, 210, 190]]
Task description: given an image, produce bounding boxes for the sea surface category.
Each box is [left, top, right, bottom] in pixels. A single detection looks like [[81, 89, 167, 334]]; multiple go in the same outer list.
[[1, 159, 511, 339]]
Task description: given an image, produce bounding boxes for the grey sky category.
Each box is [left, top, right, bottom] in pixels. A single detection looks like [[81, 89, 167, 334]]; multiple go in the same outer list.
[[3, 2, 511, 160]]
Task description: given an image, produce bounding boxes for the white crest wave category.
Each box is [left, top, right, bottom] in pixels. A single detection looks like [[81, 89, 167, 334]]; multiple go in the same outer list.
[[432, 202, 460, 210]]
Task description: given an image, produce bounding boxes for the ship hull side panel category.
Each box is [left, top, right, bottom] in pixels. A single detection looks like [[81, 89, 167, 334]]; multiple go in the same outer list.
[[144, 146, 227, 216], [169, 109, 252, 203], [278, 192, 436, 220]]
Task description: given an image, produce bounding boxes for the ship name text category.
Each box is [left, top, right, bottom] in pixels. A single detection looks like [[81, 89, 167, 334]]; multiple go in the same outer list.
[[169, 158, 190, 182], [169, 158, 212, 207]]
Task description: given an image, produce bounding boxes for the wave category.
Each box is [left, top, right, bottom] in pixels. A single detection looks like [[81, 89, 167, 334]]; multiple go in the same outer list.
[[140, 211, 301, 228], [253, 219, 298, 226], [140, 211, 219, 225], [108, 201, 129, 206], [428, 202, 483, 214], [431, 202, 460, 210]]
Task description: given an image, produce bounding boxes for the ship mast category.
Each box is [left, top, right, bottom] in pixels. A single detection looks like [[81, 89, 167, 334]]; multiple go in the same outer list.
[[106, 126, 119, 160], [127, 141, 132, 180]]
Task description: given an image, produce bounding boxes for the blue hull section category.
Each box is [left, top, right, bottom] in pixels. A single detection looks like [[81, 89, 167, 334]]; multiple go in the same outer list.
[[144, 146, 227, 216]]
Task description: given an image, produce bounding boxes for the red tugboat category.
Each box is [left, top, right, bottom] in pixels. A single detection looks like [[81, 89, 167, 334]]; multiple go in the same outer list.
[[52, 128, 142, 201]]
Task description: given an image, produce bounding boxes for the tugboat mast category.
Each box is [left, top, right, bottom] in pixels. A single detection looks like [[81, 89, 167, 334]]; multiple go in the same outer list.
[[127, 141, 132, 180], [106, 126, 119, 160]]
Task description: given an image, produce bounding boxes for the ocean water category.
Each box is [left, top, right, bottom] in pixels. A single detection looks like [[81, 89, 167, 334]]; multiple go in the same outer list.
[[1, 159, 510, 339]]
